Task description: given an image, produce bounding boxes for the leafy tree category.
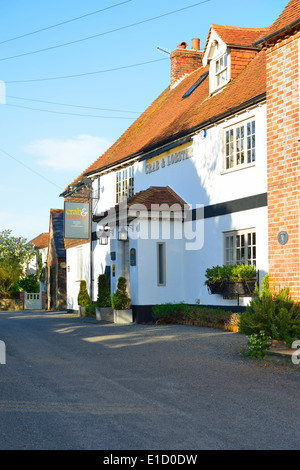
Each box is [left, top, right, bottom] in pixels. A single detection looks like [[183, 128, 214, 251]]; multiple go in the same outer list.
[[0, 230, 36, 293], [0, 230, 36, 266], [0, 260, 22, 293]]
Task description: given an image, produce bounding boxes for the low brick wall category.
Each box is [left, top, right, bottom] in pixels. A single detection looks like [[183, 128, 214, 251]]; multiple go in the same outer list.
[[0, 293, 23, 311]]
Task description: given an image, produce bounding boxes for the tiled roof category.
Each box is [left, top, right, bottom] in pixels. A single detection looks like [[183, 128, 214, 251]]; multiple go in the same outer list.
[[267, 0, 300, 36], [64, 0, 285, 191], [253, 0, 300, 45], [127, 186, 187, 210], [205, 24, 268, 51], [50, 209, 66, 259], [29, 232, 49, 249], [95, 186, 188, 221], [79, 49, 266, 180]]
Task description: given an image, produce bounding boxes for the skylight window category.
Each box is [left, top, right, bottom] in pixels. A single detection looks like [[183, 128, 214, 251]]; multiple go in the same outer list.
[[182, 71, 209, 99]]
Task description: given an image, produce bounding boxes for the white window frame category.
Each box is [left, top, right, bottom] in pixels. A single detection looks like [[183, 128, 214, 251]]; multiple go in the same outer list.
[[215, 53, 228, 89], [224, 229, 256, 267], [223, 118, 256, 172], [115, 166, 134, 204]]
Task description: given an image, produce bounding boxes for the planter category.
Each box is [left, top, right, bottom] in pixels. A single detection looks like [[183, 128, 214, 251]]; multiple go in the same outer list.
[[206, 282, 226, 295], [207, 278, 257, 297], [96, 307, 113, 322], [113, 309, 133, 324], [78, 306, 85, 317], [222, 279, 257, 296]]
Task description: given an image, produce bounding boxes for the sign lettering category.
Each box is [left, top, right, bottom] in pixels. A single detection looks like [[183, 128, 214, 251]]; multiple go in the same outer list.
[[64, 202, 90, 239], [145, 148, 193, 174]]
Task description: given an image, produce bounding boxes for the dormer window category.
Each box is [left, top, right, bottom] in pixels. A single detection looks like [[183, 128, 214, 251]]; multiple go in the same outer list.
[[205, 44, 230, 94], [215, 53, 228, 88]]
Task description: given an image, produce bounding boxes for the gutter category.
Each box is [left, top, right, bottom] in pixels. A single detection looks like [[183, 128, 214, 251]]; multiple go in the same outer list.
[[253, 17, 300, 46], [83, 92, 266, 178]]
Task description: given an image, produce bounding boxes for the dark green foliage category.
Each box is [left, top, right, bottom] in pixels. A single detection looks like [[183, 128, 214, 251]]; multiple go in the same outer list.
[[77, 280, 91, 307], [152, 303, 238, 327], [84, 304, 96, 317], [112, 277, 131, 310], [19, 274, 40, 293], [204, 264, 256, 285], [238, 275, 300, 347], [96, 274, 111, 308]]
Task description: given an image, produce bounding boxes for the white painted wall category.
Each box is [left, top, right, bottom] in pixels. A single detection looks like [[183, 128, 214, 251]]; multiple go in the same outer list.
[[66, 242, 91, 311], [66, 105, 268, 311], [135, 106, 267, 208]]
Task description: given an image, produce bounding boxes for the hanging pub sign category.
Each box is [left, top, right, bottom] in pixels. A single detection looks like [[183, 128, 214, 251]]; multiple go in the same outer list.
[[64, 202, 90, 239]]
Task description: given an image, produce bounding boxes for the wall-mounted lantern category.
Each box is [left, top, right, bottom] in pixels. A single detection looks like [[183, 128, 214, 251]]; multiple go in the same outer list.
[[118, 226, 128, 241]]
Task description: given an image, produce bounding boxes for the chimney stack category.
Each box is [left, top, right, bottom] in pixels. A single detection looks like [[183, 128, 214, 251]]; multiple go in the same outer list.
[[192, 38, 200, 51], [170, 39, 202, 88]]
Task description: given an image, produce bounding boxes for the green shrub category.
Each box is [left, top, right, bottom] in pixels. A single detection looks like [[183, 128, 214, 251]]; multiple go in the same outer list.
[[238, 275, 300, 347], [245, 331, 272, 360], [152, 303, 238, 327], [205, 264, 256, 285], [77, 280, 90, 307], [96, 274, 111, 308], [112, 277, 131, 310], [84, 304, 96, 317], [19, 274, 40, 293]]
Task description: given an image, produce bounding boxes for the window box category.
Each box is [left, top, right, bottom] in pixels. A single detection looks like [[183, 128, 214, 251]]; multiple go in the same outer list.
[[205, 264, 258, 298]]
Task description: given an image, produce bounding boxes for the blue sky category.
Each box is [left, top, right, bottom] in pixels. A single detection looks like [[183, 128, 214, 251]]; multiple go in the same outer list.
[[0, 0, 288, 241]]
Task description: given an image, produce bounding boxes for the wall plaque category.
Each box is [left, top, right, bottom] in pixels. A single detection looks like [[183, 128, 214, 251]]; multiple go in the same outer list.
[[278, 231, 288, 245]]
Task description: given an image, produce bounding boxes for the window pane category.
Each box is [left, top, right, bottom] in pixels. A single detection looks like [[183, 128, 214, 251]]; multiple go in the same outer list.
[[158, 244, 166, 285], [224, 121, 255, 170]]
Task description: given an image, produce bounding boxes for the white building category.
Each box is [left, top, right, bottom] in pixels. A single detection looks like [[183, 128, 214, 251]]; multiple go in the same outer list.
[[27, 232, 49, 292], [62, 2, 299, 321]]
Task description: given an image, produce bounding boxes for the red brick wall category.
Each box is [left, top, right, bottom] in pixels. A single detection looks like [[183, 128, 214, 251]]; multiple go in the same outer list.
[[170, 49, 202, 87], [230, 48, 257, 80], [266, 32, 300, 298]]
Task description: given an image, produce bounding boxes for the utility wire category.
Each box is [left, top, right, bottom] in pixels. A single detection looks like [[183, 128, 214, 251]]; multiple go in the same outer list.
[[0, 1, 132, 45], [5, 103, 136, 119], [6, 95, 141, 114], [0, 1, 210, 62], [0, 147, 63, 190], [5, 57, 168, 84]]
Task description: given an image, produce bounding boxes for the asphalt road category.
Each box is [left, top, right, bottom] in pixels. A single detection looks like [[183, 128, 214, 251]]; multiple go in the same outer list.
[[0, 310, 299, 451]]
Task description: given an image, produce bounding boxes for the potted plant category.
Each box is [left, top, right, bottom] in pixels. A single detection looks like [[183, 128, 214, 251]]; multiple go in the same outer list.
[[95, 274, 113, 322], [77, 280, 91, 316], [205, 264, 257, 297], [112, 276, 133, 324]]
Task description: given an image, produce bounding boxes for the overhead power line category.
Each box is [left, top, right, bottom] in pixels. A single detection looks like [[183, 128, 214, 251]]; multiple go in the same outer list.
[[6, 95, 141, 114], [0, 147, 63, 190], [0, 1, 132, 45], [0, 1, 210, 62], [5, 103, 137, 119], [5, 57, 168, 84]]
